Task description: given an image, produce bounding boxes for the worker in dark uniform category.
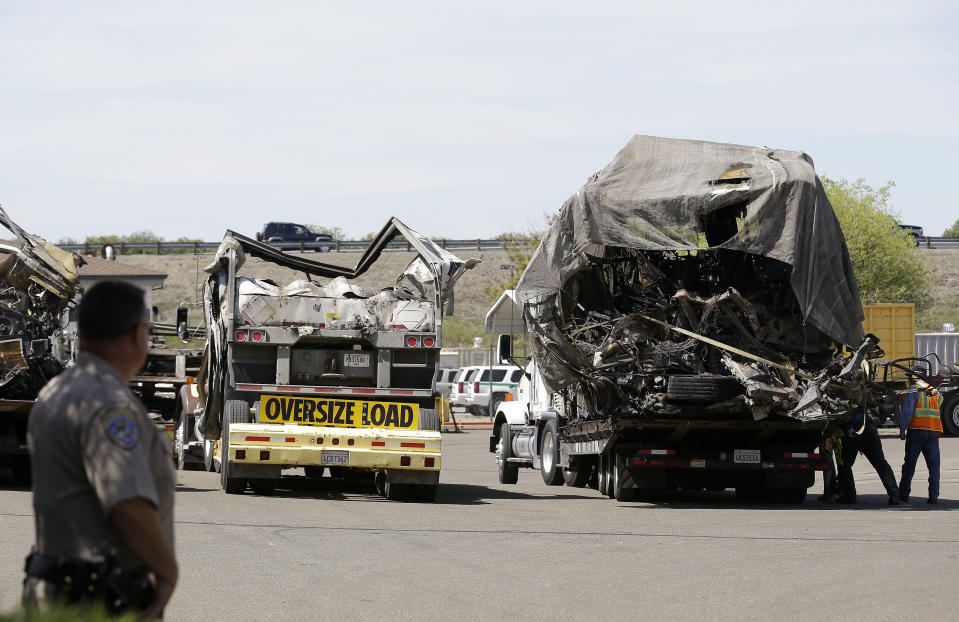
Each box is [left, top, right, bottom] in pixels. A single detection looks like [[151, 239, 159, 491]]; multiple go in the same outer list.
[[835, 405, 901, 505], [23, 281, 177, 617]]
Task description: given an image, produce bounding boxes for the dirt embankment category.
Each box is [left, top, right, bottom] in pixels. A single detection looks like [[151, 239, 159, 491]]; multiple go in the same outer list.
[[112, 246, 958, 335]]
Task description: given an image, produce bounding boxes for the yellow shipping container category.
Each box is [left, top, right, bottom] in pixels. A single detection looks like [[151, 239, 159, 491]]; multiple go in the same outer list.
[[862, 303, 915, 363]]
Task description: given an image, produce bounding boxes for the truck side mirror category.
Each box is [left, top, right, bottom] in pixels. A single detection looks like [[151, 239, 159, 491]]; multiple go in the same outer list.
[[176, 307, 190, 343], [496, 334, 512, 364]]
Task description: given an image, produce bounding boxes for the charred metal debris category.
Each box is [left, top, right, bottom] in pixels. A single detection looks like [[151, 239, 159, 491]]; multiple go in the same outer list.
[[526, 247, 880, 424], [0, 206, 84, 398]]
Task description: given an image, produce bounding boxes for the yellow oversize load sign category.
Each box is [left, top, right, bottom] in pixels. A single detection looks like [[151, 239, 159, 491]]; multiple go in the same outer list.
[[258, 395, 419, 430]]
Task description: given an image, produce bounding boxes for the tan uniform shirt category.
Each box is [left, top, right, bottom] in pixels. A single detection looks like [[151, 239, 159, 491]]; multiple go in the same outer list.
[[27, 352, 175, 567]]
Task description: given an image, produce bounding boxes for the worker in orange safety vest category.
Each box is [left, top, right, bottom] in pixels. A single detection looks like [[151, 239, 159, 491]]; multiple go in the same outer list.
[[898, 374, 943, 504]]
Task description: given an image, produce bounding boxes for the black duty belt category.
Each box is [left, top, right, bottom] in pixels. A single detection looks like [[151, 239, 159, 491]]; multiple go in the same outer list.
[[24, 552, 154, 614]]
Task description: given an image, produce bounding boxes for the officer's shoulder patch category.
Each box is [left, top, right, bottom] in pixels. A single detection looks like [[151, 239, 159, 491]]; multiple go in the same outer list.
[[100, 408, 141, 450]]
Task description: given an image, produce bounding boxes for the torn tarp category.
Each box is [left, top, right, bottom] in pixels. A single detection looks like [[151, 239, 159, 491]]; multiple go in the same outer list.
[[517, 135, 864, 348]]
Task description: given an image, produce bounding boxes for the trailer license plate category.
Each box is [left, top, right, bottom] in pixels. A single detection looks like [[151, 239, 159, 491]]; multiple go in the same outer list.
[[734, 449, 760, 464], [344, 353, 370, 367], [321, 451, 349, 466]]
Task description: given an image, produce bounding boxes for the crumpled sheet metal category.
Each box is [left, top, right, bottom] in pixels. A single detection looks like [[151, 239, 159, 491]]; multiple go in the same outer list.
[[517, 135, 864, 348]]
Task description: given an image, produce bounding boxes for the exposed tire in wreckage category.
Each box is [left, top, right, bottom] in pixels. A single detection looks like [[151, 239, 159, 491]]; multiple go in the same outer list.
[[497, 423, 519, 485], [221, 398, 250, 495], [540, 419, 564, 486], [666, 375, 744, 403], [941, 395, 959, 437]]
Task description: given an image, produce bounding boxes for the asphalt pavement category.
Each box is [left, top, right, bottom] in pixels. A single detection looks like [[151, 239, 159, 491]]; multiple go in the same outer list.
[[1, 430, 957, 621]]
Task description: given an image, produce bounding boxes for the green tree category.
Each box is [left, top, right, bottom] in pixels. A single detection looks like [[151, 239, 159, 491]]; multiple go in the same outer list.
[[307, 225, 345, 239], [943, 217, 959, 237], [821, 176, 933, 310]]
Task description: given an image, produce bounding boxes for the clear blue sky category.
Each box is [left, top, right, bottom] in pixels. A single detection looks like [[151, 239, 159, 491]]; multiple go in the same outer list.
[[1, 1, 956, 242]]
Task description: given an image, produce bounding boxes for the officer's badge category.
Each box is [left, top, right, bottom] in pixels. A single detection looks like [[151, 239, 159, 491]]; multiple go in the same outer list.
[[101, 409, 140, 450]]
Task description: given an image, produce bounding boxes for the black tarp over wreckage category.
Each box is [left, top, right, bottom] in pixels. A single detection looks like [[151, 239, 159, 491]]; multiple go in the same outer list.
[[515, 135, 871, 422]]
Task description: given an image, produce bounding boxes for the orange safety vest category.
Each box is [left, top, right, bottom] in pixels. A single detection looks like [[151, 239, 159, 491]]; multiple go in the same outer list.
[[908, 389, 943, 434]]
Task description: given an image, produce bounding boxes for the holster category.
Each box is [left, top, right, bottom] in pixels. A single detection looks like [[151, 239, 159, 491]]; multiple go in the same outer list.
[[24, 552, 154, 614]]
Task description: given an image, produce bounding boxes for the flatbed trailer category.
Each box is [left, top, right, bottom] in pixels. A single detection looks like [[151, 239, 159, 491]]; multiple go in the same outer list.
[[194, 218, 476, 500]]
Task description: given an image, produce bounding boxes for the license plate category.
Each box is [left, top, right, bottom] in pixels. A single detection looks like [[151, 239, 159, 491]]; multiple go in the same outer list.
[[344, 353, 370, 367], [321, 451, 349, 466], [734, 449, 760, 464]]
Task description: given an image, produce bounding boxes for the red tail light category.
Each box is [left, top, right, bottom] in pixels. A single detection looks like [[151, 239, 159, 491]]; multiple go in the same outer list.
[[473, 381, 479, 392], [235, 330, 247, 341], [423, 336, 435, 347], [425, 457, 435, 468], [251, 330, 264, 342], [458, 382, 463, 392], [406, 336, 419, 347]]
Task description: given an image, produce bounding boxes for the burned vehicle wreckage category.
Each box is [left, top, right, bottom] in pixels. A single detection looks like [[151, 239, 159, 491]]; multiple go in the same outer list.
[[0, 207, 83, 397], [0, 206, 83, 481], [519, 136, 873, 424], [493, 136, 892, 501]]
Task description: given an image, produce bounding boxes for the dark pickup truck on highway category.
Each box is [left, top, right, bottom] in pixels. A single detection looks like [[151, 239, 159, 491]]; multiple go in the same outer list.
[[255, 222, 334, 251]]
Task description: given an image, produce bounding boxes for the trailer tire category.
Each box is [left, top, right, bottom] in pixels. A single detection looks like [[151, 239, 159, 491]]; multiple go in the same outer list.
[[563, 465, 590, 488], [418, 408, 441, 432], [305, 466, 325, 479], [773, 487, 807, 505], [221, 399, 250, 495], [540, 419, 564, 486], [735, 484, 766, 503], [250, 478, 276, 496], [203, 439, 217, 472], [667, 375, 744, 403], [941, 395, 959, 437], [598, 454, 610, 497], [411, 484, 438, 503], [12, 456, 31, 487], [497, 423, 519, 485], [613, 454, 635, 502], [384, 479, 410, 501]]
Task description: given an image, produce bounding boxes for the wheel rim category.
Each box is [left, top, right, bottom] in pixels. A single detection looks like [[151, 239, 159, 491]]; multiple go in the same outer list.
[[542, 431, 554, 473], [950, 402, 959, 429]]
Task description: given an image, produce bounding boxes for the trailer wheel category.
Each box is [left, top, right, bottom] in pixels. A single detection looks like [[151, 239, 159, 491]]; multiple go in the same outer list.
[[735, 484, 765, 503], [540, 420, 564, 486], [411, 484, 438, 502], [773, 487, 807, 504], [598, 454, 610, 497], [613, 453, 635, 502], [497, 423, 519, 485], [384, 479, 410, 501], [305, 466, 325, 479], [667, 375, 744, 403], [175, 418, 187, 471], [203, 439, 217, 472], [563, 463, 590, 488], [221, 399, 250, 495], [941, 395, 959, 437], [250, 478, 276, 496], [12, 456, 31, 487]]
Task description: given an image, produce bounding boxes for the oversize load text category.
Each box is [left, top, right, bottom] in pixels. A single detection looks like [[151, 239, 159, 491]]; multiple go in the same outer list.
[[259, 396, 419, 429]]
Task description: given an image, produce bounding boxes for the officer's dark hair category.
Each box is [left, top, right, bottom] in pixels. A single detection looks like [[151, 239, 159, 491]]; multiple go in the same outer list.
[[77, 281, 148, 341]]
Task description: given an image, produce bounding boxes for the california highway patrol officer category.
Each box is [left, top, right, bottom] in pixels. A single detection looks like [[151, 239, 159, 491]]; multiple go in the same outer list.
[[23, 281, 177, 618]]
